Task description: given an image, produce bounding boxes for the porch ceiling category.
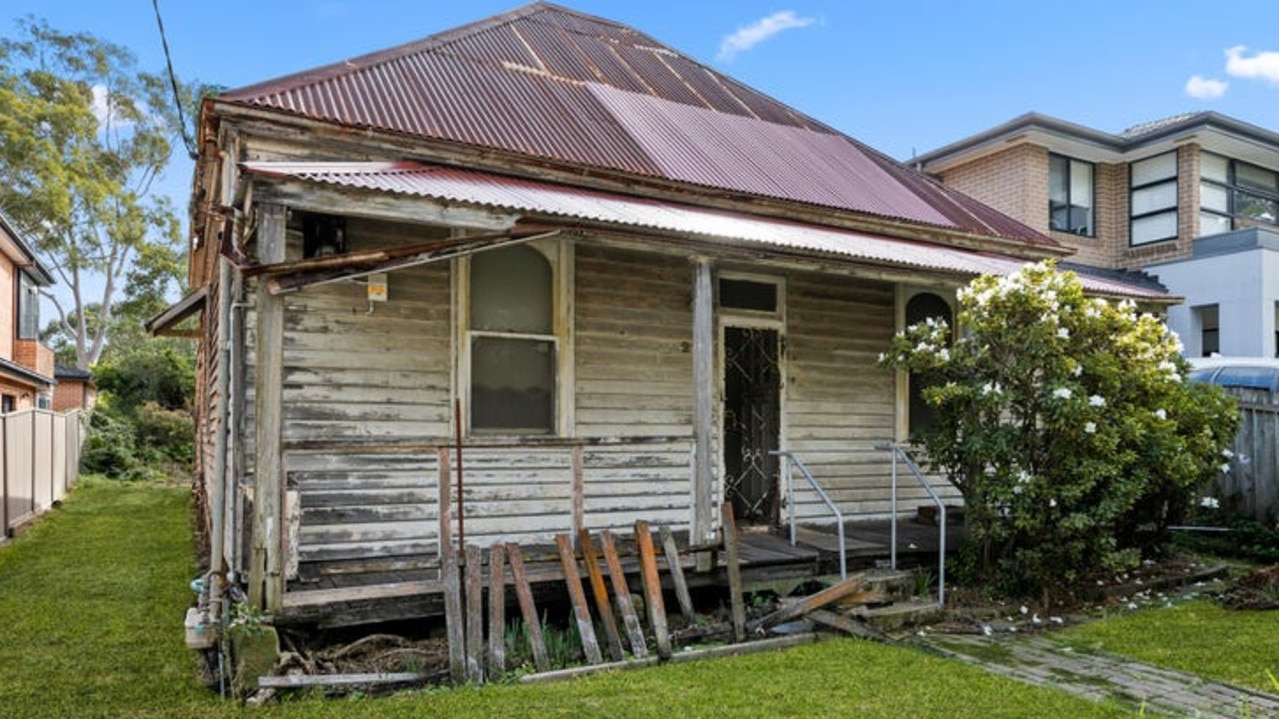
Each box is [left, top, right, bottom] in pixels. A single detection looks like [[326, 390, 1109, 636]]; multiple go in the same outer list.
[[241, 161, 1173, 301]]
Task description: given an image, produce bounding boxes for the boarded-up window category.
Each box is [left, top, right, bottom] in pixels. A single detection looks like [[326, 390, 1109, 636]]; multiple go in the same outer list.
[[469, 245, 556, 433]]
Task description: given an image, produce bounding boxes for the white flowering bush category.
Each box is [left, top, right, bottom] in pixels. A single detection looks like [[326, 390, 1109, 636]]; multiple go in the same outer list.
[[882, 261, 1238, 600]]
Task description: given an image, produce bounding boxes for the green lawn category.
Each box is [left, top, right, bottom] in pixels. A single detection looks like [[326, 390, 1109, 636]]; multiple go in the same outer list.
[[1061, 599, 1279, 693], [0, 480, 1138, 718]]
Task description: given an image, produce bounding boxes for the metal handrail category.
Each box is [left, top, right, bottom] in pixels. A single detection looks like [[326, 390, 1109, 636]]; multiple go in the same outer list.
[[770, 451, 846, 580], [875, 443, 945, 605]]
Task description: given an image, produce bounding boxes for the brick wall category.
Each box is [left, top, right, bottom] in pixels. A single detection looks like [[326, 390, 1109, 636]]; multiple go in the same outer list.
[[938, 143, 1049, 235], [53, 378, 94, 413], [0, 376, 38, 410], [14, 339, 54, 378]]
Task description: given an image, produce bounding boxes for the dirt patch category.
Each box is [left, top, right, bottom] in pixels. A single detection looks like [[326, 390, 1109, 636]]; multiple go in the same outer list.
[[1217, 564, 1279, 610]]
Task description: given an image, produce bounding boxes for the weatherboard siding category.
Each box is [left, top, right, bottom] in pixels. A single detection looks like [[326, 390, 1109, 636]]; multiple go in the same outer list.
[[782, 271, 960, 522]]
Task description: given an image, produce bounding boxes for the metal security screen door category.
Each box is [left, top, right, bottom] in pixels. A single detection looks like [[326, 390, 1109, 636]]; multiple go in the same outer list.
[[722, 326, 781, 525]]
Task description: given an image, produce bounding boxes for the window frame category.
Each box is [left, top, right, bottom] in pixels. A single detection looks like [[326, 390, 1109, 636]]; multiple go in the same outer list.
[[894, 287, 956, 442], [1048, 153, 1096, 237], [456, 238, 574, 438], [1129, 151, 1179, 246], [1199, 152, 1279, 236], [17, 271, 38, 340]]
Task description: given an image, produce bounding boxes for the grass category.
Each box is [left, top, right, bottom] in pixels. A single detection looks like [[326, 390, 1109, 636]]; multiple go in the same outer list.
[[1061, 599, 1279, 693], [0, 479, 1149, 718]]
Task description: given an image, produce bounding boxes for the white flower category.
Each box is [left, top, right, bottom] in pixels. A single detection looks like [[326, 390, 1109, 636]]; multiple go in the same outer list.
[[1019, 605, 1029, 615], [1049, 498, 1057, 508], [877, 352, 886, 363], [1056, 327, 1070, 339], [1220, 463, 1231, 474], [1052, 387, 1072, 400], [1072, 364, 1083, 377], [1017, 470, 1032, 485], [936, 348, 950, 361], [914, 341, 931, 353], [1153, 408, 1167, 420], [1088, 395, 1105, 407], [1084, 422, 1097, 434], [1222, 448, 1235, 459], [1200, 496, 1220, 509]]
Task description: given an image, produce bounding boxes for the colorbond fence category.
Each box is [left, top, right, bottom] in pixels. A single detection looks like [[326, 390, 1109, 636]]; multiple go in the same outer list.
[[1, 409, 86, 538]]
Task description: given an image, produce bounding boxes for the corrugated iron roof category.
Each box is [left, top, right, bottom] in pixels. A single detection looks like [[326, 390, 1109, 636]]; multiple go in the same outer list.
[[241, 160, 1165, 300], [217, 2, 1053, 249]]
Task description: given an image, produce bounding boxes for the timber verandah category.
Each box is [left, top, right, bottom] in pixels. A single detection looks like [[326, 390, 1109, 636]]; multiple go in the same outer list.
[[276, 437, 961, 627]]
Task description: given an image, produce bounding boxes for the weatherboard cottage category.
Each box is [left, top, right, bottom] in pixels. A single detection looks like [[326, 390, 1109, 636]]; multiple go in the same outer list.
[[154, 2, 1170, 625]]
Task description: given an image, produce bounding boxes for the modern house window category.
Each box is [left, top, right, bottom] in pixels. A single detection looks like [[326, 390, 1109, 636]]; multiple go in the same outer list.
[[17, 272, 38, 340], [1049, 154, 1094, 236], [1195, 304, 1220, 357], [1130, 152, 1178, 245], [905, 292, 953, 438], [1200, 153, 1279, 236], [467, 244, 557, 434]]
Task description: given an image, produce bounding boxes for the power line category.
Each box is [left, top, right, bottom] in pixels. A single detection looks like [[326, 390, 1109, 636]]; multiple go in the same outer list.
[[151, 0, 198, 161]]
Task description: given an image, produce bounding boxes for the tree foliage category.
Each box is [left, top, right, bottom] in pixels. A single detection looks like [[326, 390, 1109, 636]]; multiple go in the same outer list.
[[882, 262, 1238, 601], [0, 17, 188, 368]]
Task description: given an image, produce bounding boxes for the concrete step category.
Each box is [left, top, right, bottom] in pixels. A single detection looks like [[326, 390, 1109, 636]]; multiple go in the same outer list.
[[860, 599, 946, 633]]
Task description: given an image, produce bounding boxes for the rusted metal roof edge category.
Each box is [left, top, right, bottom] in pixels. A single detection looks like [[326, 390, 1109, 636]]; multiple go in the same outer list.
[[239, 161, 1170, 301]]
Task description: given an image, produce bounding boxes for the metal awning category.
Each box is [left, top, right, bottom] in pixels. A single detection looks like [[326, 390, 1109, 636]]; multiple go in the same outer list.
[[241, 161, 1174, 301], [145, 287, 207, 337]]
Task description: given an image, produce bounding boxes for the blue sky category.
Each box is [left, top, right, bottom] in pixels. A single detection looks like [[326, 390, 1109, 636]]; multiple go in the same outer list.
[[6, 0, 1279, 235]]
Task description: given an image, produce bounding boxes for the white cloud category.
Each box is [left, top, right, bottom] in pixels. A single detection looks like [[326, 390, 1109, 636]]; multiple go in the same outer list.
[[717, 11, 815, 62], [1225, 45, 1279, 84], [1184, 75, 1228, 100]]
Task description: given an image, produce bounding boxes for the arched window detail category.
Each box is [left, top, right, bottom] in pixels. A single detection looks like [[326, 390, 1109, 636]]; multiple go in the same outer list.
[[905, 292, 953, 438], [468, 245, 556, 434]]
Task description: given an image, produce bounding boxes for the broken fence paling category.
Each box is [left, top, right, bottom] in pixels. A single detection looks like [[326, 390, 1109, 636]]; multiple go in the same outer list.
[[440, 507, 747, 683]]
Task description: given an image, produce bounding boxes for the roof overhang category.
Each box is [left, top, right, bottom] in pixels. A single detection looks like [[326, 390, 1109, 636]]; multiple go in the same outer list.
[[145, 287, 208, 337], [0, 357, 53, 389], [917, 111, 1279, 173], [238, 161, 1174, 302], [0, 210, 54, 286]]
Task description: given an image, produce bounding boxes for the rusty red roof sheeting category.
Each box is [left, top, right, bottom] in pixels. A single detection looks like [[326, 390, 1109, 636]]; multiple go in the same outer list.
[[218, 2, 1053, 249], [241, 160, 1166, 301]]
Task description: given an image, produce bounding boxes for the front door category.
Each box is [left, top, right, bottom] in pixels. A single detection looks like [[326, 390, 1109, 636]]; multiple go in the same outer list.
[[722, 326, 781, 525]]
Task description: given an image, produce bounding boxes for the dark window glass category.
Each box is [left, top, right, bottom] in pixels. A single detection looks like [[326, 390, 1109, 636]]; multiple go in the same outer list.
[[469, 245, 556, 434], [719, 278, 777, 312], [905, 293, 952, 437], [17, 273, 38, 340], [1049, 154, 1094, 236]]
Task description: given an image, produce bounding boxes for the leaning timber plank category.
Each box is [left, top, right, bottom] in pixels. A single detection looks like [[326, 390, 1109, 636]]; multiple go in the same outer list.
[[487, 544, 506, 677], [506, 543, 550, 673], [600, 529, 648, 659], [745, 577, 870, 634], [442, 544, 465, 685], [634, 521, 671, 660], [659, 525, 695, 622], [721, 502, 746, 643], [259, 673, 426, 689], [578, 529, 625, 661], [464, 544, 484, 684], [556, 534, 604, 665], [806, 609, 887, 640]]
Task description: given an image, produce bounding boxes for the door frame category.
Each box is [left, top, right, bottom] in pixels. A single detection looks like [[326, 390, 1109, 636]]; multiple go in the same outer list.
[[716, 271, 787, 526]]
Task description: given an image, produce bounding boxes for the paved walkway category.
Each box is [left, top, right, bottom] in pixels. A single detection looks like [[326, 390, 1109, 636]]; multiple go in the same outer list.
[[917, 632, 1279, 718]]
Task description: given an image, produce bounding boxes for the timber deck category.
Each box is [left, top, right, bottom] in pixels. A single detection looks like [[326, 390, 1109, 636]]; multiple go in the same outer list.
[[277, 517, 964, 627]]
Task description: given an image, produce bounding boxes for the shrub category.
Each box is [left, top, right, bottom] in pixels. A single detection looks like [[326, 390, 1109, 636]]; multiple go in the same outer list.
[[882, 261, 1238, 601]]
